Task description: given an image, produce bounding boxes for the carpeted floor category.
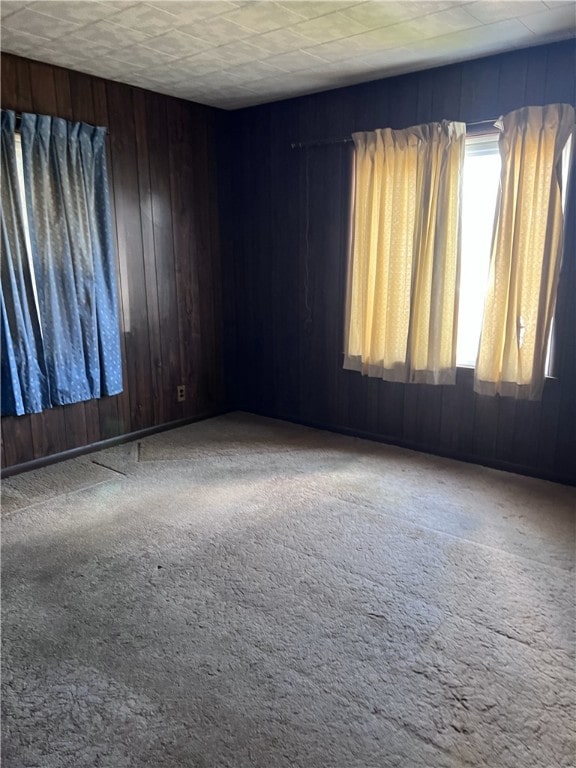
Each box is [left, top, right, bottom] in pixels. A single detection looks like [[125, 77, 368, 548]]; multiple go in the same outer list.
[[2, 412, 575, 768]]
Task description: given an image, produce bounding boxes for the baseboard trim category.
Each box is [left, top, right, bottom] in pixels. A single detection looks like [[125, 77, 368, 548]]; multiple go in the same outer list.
[[4, 406, 573, 487], [238, 408, 576, 487], [1, 409, 231, 478]]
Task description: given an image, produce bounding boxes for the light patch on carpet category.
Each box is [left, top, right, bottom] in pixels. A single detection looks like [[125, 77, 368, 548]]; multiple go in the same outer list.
[[1, 456, 122, 516]]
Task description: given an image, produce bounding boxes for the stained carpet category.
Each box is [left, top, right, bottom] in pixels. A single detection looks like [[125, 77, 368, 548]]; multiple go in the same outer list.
[[2, 412, 574, 767]]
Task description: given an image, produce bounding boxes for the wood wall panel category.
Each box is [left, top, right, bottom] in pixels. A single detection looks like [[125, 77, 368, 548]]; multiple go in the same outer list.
[[219, 40, 576, 484], [1, 53, 225, 469]]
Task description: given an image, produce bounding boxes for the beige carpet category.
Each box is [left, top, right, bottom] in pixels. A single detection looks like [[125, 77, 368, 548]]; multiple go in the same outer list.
[[2, 412, 575, 767]]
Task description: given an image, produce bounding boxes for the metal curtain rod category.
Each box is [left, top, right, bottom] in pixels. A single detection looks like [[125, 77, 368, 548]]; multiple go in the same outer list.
[[290, 117, 499, 149]]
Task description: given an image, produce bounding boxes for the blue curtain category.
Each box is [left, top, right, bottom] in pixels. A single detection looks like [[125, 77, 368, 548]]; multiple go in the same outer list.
[[1, 110, 51, 416], [20, 113, 123, 406]]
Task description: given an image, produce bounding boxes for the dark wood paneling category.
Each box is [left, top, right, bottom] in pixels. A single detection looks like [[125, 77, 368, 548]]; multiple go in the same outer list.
[[133, 89, 163, 426], [106, 81, 153, 433], [167, 99, 199, 418], [181, 101, 224, 416], [145, 90, 182, 425], [1, 53, 225, 469], [219, 40, 576, 484]]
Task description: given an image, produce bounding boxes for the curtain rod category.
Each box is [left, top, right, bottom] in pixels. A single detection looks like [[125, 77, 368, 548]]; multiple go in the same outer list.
[[12, 111, 107, 132], [290, 117, 499, 149]]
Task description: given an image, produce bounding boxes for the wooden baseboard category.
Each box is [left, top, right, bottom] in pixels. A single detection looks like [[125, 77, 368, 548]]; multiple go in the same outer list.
[[4, 406, 573, 487], [1, 409, 230, 478]]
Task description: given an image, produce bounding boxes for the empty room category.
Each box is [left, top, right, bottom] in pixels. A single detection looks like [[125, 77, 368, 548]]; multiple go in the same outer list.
[[1, 1, 575, 766]]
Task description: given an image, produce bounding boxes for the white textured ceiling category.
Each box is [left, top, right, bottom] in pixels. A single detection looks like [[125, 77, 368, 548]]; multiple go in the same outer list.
[[1, 0, 575, 109]]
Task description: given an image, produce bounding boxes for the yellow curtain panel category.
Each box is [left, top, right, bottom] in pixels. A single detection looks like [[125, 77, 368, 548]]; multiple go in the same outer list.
[[344, 120, 466, 385], [474, 104, 575, 400]]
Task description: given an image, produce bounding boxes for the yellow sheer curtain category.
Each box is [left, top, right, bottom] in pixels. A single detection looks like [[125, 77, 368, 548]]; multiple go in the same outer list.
[[344, 121, 465, 385], [474, 104, 575, 400]]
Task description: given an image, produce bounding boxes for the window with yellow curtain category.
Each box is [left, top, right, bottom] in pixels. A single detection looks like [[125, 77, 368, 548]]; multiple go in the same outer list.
[[345, 105, 574, 401], [344, 121, 466, 385], [474, 103, 575, 401]]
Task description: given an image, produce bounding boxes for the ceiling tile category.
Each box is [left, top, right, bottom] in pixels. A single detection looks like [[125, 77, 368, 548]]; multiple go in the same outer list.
[[106, 42, 180, 67], [528, 29, 576, 46], [177, 51, 232, 76], [186, 71, 252, 89], [168, 80, 220, 96], [148, 65, 199, 83], [28, 1, 118, 24], [275, 2, 359, 21], [41, 36, 116, 59], [178, 15, 255, 45], [123, 73, 171, 91], [261, 48, 329, 71], [251, 26, 313, 52], [222, 59, 286, 81], [338, 2, 404, 28], [91, 1, 140, 10], [1, 27, 52, 53], [374, 1, 462, 21], [238, 71, 295, 90], [105, 2, 178, 35], [292, 11, 373, 42], [342, 47, 414, 73], [36, 50, 87, 70], [224, 2, 303, 32], [337, 1, 434, 29], [78, 58, 147, 79], [146, 1, 241, 22], [194, 40, 273, 66], [340, 23, 424, 51], [0, 1, 31, 19], [282, 72, 339, 91], [140, 29, 211, 55], [74, 19, 152, 47], [520, 4, 576, 35], [2, 7, 81, 38], [134, 66, 197, 86], [405, 6, 483, 38], [214, 85, 262, 99], [465, 1, 550, 24], [302, 57, 368, 77], [302, 36, 372, 62], [411, 17, 537, 56]]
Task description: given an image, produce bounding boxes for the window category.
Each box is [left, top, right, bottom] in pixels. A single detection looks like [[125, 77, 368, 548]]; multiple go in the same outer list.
[[457, 133, 500, 368], [458, 128, 573, 373], [1, 110, 123, 417], [344, 104, 574, 400]]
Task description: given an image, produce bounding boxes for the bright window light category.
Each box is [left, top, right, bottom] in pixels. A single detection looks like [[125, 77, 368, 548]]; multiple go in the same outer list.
[[456, 133, 500, 368]]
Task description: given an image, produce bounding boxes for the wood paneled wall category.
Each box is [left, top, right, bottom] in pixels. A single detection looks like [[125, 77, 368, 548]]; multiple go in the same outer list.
[[1, 53, 225, 469], [218, 41, 576, 484]]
